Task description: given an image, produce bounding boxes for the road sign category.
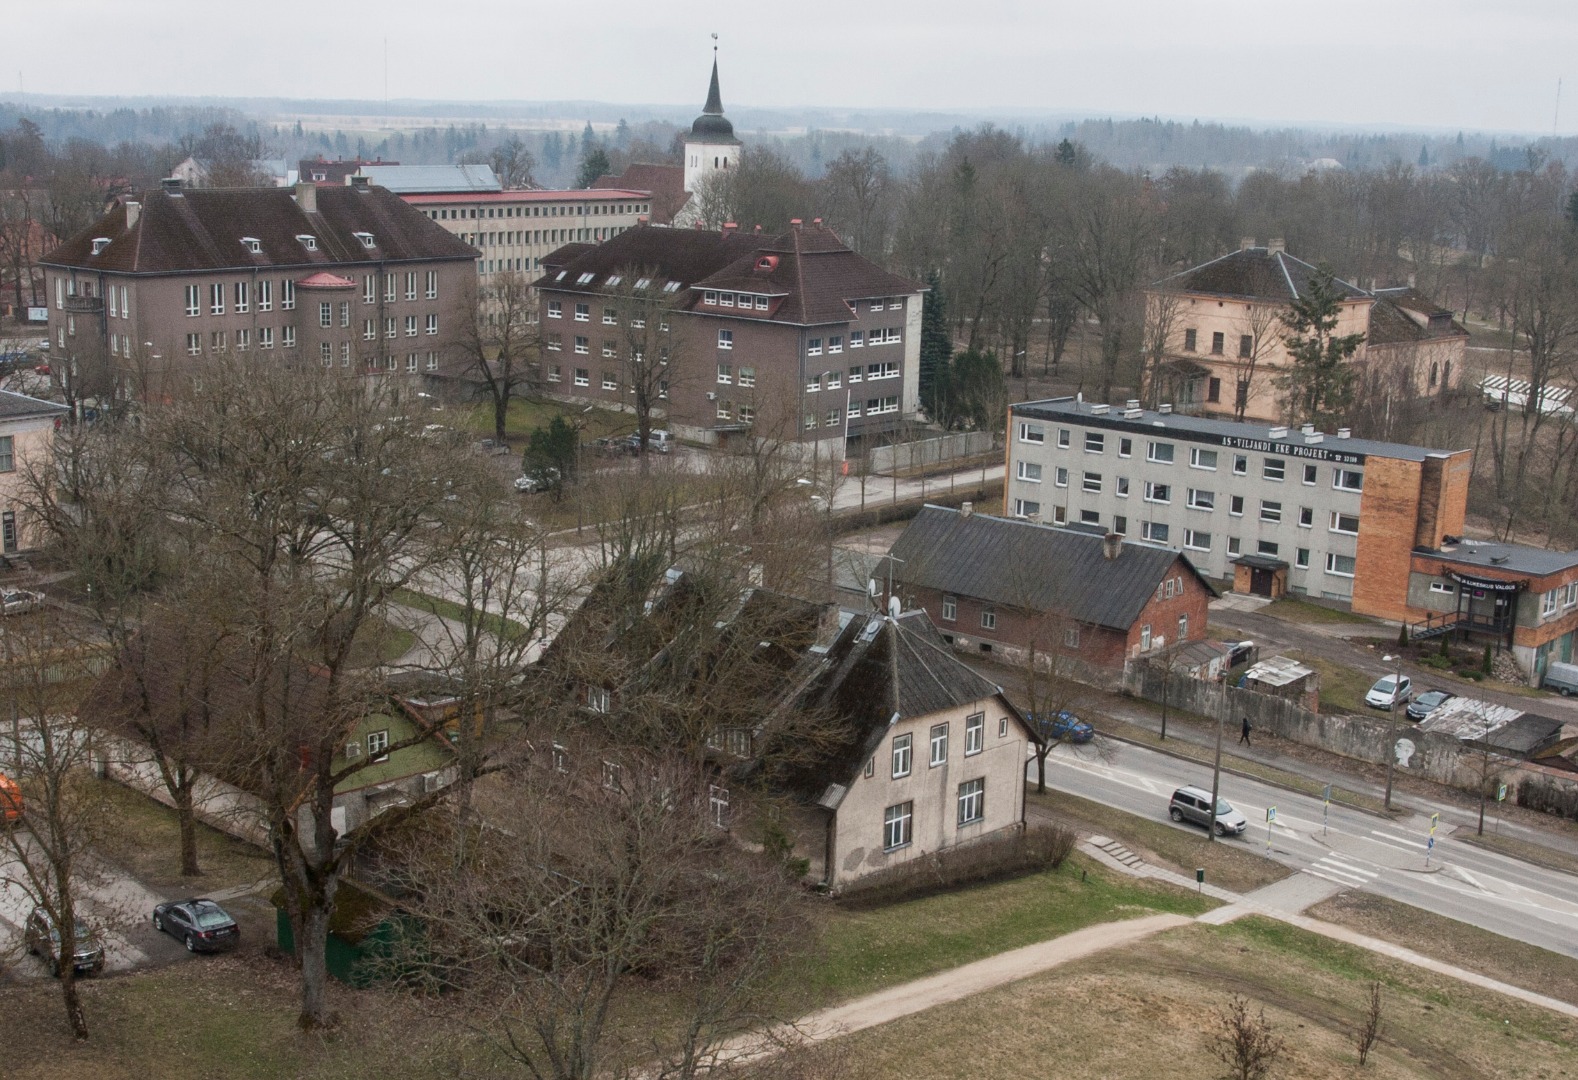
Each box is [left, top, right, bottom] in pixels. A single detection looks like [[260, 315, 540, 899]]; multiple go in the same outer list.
[[1267, 806, 1277, 823], [1496, 782, 1508, 803], [1322, 783, 1332, 805]]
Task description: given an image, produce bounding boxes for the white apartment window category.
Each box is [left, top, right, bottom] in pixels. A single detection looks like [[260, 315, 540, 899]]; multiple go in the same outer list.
[[1229, 495, 1245, 516], [826, 409, 841, 427], [1184, 529, 1211, 551], [547, 300, 562, 319], [1142, 521, 1169, 543], [930, 723, 949, 767], [807, 338, 822, 356], [1065, 626, 1081, 648], [363, 318, 377, 341], [965, 713, 984, 755], [259, 327, 273, 350], [1257, 540, 1279, 556], [1228, 537, 1242, 555], [574, 368, 589, 386], [1429, 580, 1455, 594], [574, 336, 588, 354], [363, 275, 376, 304], [574, 303, 589, 322], [717, 363, 733, 384], [1140, 624, 1152, 651], [184, 285, 200, 317], [282, 279, 295, 310], [339, 301, 350, 327], [1080, 509, 1102, 525], [1018, 422, 1044, 444], [703, 290, 718, 305], [719, 292, 735, 307], [1543, 589, 1560, 617], [602, 373, 618, 390], [1261, 500, 1282, 523], [186, 333, 200, 355], [1082, 472, 1102, 493], [805, 373, 821, 392], [1055, 467, 1069, 487], [1190, 447, 1218, 470], [1334, 468, 1364, 492], [425, 270, 437, 299], [602, 307, 617, 325], [587, 686, 610, 713], [826, 370, 840, 389], [847, 400, 862, 419], [1147, 441, 1175, 464], [941, 595, 957, 621], [425, 314, 437, 335], [405, 272, 416, 300], [209, 283, 224, 315], [829, 335, 843, 354], [602, 761, 622, 791], [552, 744, 568, 773], [1298, 506, 1314, 528], [1232, 454, 1247, 475], [283, 326, 296, 348], [850, 330, 864, 347], [234, 281, 249, 313], [738, 366, 756, 387], [546, 365, 561, 383], [1116, 477, 1130, 498], [258, 279, 272, 311], [884, 802, 913, 850], [1119, 437, 1132, 458], [999, 717, 1009, 737], [1057, 428, 1071, 448], [384, 273, 397, 302], [1187, 488, 1214, 510], [1013, 498, 1040, 518], [1018, 461, 1042, 483], [298, 234, 317, 251], [1085, 432, 1105, 453], [718, 329, 733, 350], [406, 353, 418, 373], [602, 340, 616, 358], [981, 609, 997, 630], [708, 785, 730, 828], [1263, 457, 1286, 481], [210, 330, 226, 350], [405, 315, 418, 337], [1296, 547, 1311, 568], [1304, 464, 1319, 485], [1325, 553, 1356, 577], [958, 778, 985, 826], [1329, 512, 1359, 535], [385, 316, 397, 339], [1567, 583, 1578, 606], [318, 302, 332, 328], [1143, 481, 1171, 504], [1178, 613, 1190, 641], [891, 733, 913, 778]]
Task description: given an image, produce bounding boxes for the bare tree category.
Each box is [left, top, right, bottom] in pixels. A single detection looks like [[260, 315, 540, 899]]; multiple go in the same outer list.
[[608, 269, 691, 459], [1355, 980, 1383, 1067], [456, 272, 541, 447], [1140, 288, 1185, 408], [1234, 302, 1282, 422], [820, 147, 893, 258], [1210, 995, 1286, 1080]]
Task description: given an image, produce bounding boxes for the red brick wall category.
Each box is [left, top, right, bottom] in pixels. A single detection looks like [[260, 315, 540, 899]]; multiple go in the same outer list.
[[1351, 457, 1425, 621]]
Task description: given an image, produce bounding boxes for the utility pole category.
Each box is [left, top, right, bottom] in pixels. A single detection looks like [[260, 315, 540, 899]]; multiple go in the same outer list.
[[1381, 653, 1403, 811], [1207, 701, 1225, 843]]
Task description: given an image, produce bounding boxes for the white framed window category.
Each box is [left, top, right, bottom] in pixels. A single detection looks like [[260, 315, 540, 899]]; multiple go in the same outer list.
[[1567, 583, 1578, 606], [573, 302, 589, 322], [209, 282, 225, 315], [587, 686, 610, 713], [1184, 529, 1211, 551], [1079, 509, 1102, 525], [425, 314, 438, 335], [1178, 613, 1190, 640], [930, 723, 949, 767], [1187, 488, 1214, 510], [1229, 495, 1245, 517], [234, 280, 249, 313], [258, 327, 273, 350], [1142, 521, 1169, 543], [1257, 540, 1279, 556], [850, 330, 864, 348], [285, 326, 297, 349], [1260, 500, 1282, 523], [1263, 457, 1286, 481], [1118, 437, 1132, 458], [708, 784, 730, 828], [1055, 467, 1069, 487], [234, 328, 249, 351], [805, 373, 822, 392], [1057, 428, 1071, 448], [1334, 468, 1364, 492], [184, 285, 200, 317], [1147, 441, 1175, 464], [941, 594, 957, 621], [718, 329, 733, 350], [957, 778, 985, 826], [829, 335, 843, 354], [1429, 580, 1455, 594], [406, 353, 419, 373], [1140, 623, 1152, 651], [806, 338, 822, 356], [1085, 432, 1105, 453], [1228, 537, 1242, 555], [1018, 422, 1044, 444], [385, 316, 397, 339], [1190, 447, 1218, 470], [891, 733, 912, 778], [1143, 481, 1171, 504], [546, 365, 561, 383], [258, 279, 272, 311], [1296, 547, 1311, 569], [1116, 477, 1130, 498], [1325, 553, 1356, 577], [547, 300, 562, 319], [1082, 472, 1102, 493], [186, 332, 201, 356], [551, 744, 568, 773], [574, 336, 588, 354], [1013, 499, 1040, 518], [405, 315, 418, 337], [826, 409, 841, 427], [1303, 463, 1319, 485], [1329, 512, 1359, 535], [981, 609, 996, 630], [404, 271, 416, 300], [965, 713, 984, 755], [717, 363, 733, 384], [1299, 506, 1314, 528], [1017, 461, 1042, 483], [883, 801, 913, 850], [1543, 589, 1560, 617], [425, 270, 437, 299], [573, 368, 589, 387], [366, 729, 390, 762], [1232, 454, 1247, 475]]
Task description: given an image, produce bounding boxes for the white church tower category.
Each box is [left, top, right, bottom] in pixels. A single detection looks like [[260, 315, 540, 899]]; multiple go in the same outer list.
[[683, 45, 741, 198]]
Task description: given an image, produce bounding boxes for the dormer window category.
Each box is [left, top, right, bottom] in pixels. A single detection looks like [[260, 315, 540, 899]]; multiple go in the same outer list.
[[635, 277, 652, 289], [311, 171, 327, 182], [606, 274, 622, 286], [296, 234, 317, 251], [576, 272, 596, 284], [353, 231, 375, 249], [663, 281, 681, 292], [90, 237, 111, 256], [241, 237, 262, 254]]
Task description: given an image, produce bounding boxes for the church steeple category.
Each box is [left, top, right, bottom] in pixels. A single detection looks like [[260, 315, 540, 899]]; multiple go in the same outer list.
[[689, 41, 737, 141], [703, 49, 724, 117], [683, 38, 741, 205]]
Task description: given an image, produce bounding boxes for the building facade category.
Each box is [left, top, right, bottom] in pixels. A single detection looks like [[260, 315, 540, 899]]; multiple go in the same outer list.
[[1005, 397, 1472, 616], [1148, 240, 1467, 424], [0, 390, 68, 552], [39, 179, 478, 400], [535, 221, 923, 451]]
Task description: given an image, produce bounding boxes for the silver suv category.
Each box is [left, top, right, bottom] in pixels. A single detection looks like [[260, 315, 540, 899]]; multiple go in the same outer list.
[[1169, 786, 1248, 836]]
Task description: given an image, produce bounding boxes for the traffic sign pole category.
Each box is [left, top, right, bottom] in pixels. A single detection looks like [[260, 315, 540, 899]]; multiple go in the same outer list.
[[1322, 783, 1332, 838], [1266, 806, 1276, 853]]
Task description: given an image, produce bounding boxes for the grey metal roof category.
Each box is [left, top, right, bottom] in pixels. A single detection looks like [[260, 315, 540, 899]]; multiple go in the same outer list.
[[1153, 246, 1366, 303], [356, 165, 501, 193], [1420, 539, 1578, 578], [1011, 397, 1467, 464], [0, 390, 68, 420], [888, 505, 1214, 632]]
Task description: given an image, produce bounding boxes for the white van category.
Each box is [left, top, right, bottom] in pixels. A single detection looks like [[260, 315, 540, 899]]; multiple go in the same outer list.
[[1543, 660, 1578, 696]]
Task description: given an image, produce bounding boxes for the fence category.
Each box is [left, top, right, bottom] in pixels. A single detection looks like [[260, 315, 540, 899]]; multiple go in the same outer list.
[[869, 431, 995, 474]]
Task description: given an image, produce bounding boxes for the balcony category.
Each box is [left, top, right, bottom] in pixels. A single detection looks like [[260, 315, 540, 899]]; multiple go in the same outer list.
[[62, 295, 103, 313]]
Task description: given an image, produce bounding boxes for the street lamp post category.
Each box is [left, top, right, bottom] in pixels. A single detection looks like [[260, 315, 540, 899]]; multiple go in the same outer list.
[[1207, 698, 1225, 844], [1381, 652, 1404, 811]]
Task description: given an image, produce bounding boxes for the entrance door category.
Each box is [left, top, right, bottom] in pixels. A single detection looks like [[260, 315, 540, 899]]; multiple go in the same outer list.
[[2, 511, 16, 554], [1250, 567, 1274, 597]]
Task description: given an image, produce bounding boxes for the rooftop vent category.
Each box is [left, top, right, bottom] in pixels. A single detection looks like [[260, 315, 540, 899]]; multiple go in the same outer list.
[[1089, 403, 1110, 415], [1124, 405, 1143, 419], [1126, 399, 1140, 410], [1268, 425, 1288, 439], [1304, 432, 1324, 444], [124, 200, 140, 229], [1159, 403, 1173, 414], [960, 501, 973, 518], [1102, 533, 1123, 561], [241, 236, 262, 254], [1239, 236, 1256, 250], [161, 177, 184, 193], [1337, 427, 1351, 439], [1267, 237, 1286, 255], [90, 237, 111, 256]]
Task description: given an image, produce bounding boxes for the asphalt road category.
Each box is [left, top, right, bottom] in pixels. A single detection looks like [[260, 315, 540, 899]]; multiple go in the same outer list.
[[1038, 738, 1578, 959]]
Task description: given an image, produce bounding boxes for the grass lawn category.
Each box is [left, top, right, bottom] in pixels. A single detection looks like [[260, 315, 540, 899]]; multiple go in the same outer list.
[[1307, 889, 1578, 1007], [1096, 710, 1386, 814], [1286, 648, 1381, 714], [88, 777, 275, 892], [389, 588, 531, 641], [1457, 828, 1578, 878], [832, 917, 1578, 1079], [778, 852, 1215, 1015], [1263, 596, 1379, 626], [453, 400, 634, 445], [1029, 788, 1290, 894]]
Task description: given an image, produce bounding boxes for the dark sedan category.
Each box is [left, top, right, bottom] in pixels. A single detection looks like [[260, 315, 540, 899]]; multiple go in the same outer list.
[[1030, 710, 1096, 744], [1406, 689, 1455, 721], [152, 898, 240, 953]]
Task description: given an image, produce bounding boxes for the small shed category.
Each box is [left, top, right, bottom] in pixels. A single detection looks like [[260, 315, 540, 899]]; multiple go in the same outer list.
[[1420, 698, 1566, 759], [1166, 639, 1236, 682], [1240, 655, 1319, 712]]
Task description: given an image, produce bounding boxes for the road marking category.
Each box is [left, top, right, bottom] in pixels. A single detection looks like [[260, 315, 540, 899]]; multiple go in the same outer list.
[[1371, 829, 1427, 849], [1308, 855, 1379, 889], [1453, 866, 1486, 891]]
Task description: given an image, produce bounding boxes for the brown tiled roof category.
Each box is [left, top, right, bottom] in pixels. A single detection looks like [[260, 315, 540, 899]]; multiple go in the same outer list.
[[593, 163, 688, 224], [535, 223, 922, 327], [44, 184, 478, 274], [1156, 247, 1365, 303], [1368, 286, 1467, 345]]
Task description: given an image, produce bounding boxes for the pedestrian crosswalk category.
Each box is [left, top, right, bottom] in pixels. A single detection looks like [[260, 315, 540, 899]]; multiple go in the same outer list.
[[1305, 854, 1381, 889]]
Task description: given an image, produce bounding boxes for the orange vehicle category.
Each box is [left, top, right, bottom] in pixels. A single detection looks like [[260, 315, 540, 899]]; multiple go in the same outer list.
[[0, 773, 22, 823]]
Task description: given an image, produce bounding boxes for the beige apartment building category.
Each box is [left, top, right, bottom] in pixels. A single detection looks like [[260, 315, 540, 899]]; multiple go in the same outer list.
[[0, 390, 69, 552]]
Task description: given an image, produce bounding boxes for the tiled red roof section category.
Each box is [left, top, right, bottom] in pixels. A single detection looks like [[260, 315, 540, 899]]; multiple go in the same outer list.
[[297, 272, 357, 288], [593, 164, 688, 224], [403, 188, 650, 205], [44, 185, 478, 273], [696, 224, 924, 324]]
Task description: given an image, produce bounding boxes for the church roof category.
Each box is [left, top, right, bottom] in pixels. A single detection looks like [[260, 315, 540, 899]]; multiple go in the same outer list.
[[689, 54, 739, 144]]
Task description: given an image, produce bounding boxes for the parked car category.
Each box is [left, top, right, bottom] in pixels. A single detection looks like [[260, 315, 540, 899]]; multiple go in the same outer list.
[[1542, 660, 1578, 697], [1364, 674, 1412, 710], [24, 906, 105, 977], [514, 467, 561, 494], [1169, 786, 1248, 836], [1030, 710, 1095, 744], [626, 429, 672, 454], [152, 898, 240, 953], [1406, 689, 1455, 721], [0, 772, 21, 822], [1, 589, 45, 615]]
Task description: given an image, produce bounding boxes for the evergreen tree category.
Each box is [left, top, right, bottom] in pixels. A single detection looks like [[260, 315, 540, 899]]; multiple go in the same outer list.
[[1418, 143, 1430, 167], [1276, 268, 1366, 429], [615, 118, 631, 148], [918, 269, 953, 420], [576, 146, 611, 189], [580, 121, 596, 157], [542, 131, 563, 169]]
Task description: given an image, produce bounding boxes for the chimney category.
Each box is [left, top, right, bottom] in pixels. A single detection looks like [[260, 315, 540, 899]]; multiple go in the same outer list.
[[1301, 423, 1315, 436], [721, 221, 737, 238], [1239, 236, 1256, 251], [1027, 512, 1041, 525], [960, 501, 973, 518], [1336, 427, 1351, 439], [125, 200, 141, 229], [1407, 272, 1416, 289], [1267, 237, 1286, 255], [812, 217, 822, 227], [790, 218, 803, 230], [294, 180, 317, 214], [753, 224, 762, 234], [1268, 425, 1288, 439], [1103, 533, 1123, 561], [1126, 399, 1140, 410]]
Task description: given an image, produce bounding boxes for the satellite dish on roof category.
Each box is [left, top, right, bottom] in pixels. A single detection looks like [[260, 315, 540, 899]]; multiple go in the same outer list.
[[888, 595, 902, 619]]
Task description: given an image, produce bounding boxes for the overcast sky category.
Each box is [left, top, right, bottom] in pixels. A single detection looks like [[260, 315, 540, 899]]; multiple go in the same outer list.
[[14, 0, 1578, 135]]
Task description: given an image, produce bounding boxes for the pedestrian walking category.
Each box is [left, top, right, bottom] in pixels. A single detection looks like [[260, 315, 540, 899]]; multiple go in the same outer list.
[[1240, 717, 1252, 746]]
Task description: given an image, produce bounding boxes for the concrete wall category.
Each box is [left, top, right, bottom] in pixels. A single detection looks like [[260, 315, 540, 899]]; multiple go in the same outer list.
[[871, 431, 994, 473]]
